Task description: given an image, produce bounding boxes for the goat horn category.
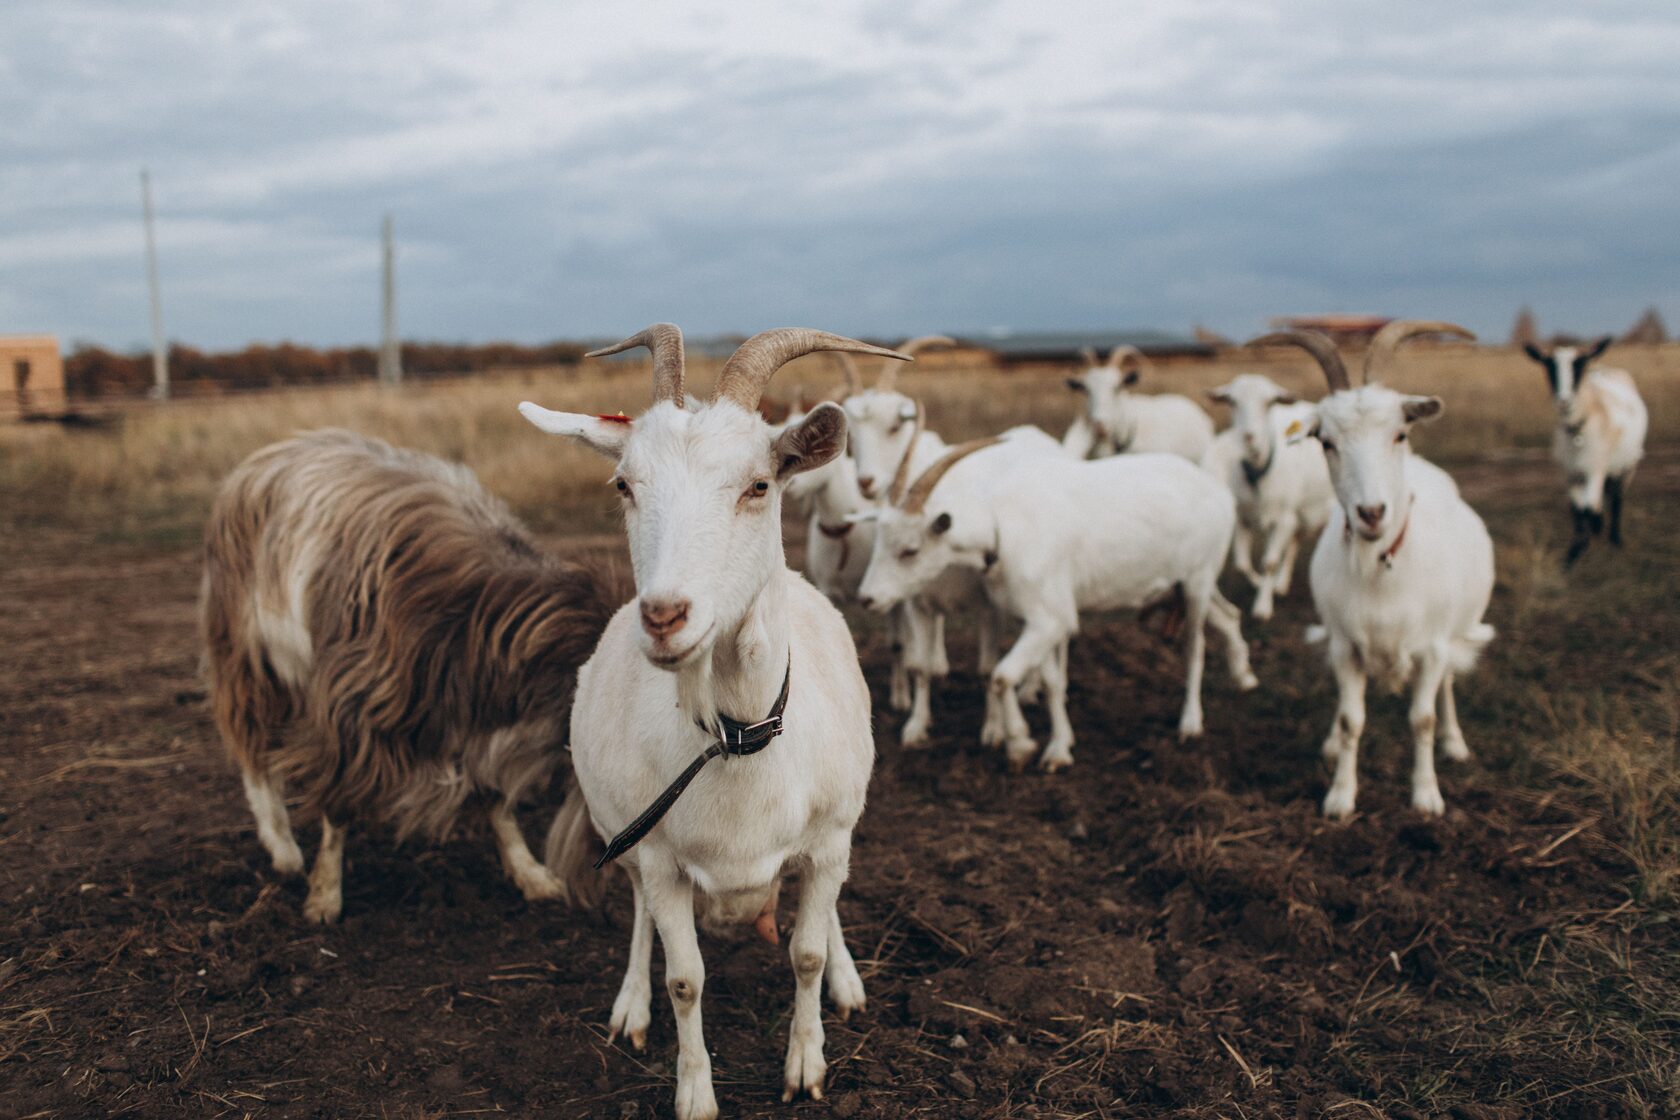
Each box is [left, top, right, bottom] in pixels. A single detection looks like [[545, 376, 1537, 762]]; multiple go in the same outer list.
[[1078, 346, 1099, 366], [587, 323, 686, 407], [1361, 320, 1476, 384], [901, 436, 1005, 514], [885, 400, 926, 506], [715, 329, 909, 412], [1248, 329, 1350, 394], [1107, 345, 1150, 374], [878, 335, 954, 392]]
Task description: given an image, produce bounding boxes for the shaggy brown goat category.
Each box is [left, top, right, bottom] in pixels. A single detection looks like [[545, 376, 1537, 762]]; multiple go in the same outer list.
[[202, 429, 623, 922]]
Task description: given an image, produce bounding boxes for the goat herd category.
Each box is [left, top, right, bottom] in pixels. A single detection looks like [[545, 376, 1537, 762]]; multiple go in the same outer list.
[[197, 321, 1648, 1119]]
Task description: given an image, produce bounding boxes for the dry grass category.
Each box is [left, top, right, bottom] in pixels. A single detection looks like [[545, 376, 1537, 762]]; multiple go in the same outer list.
[[4, 342, 1677, 548]]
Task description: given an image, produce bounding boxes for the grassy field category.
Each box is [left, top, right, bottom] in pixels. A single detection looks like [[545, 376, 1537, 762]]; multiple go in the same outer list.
[[4, 340, 1677, 550], [1, 339, 1677, 1117]]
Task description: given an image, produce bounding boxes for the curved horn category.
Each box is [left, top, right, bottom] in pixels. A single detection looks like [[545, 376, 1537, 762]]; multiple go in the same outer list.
[[901, 436, 1005, 514], [878, 335, 954, 392], [714, 329, 909, 412], [885, 400, 926, 506], [586, 323, 686, 406], [1079, 346, 1099, 367], [1361, 320, 1476, 384], [1248, 329, 1350, 394], [1106, 344, 1151, 374], [832, 352, 864, 398]]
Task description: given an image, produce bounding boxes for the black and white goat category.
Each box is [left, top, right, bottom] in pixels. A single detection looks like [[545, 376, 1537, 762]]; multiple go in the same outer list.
[[1522, 337, 1649, 565]]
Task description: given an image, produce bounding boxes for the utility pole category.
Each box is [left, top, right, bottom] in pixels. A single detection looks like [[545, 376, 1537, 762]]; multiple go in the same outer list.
[[141, 169, 168, 400], [378, 214, 402, 385]]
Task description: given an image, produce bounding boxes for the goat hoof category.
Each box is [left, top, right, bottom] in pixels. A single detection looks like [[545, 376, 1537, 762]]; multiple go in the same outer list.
[[516, 867, 566, 902], [302, 892, 342, 925], [782, 1032, 827, 1103], [1440, 733, 1471, 762], [1235, 671, 1260, 692], [270, 843, 305, 876], [1321, 786, 1357, 820], [1177, 720, 1204, 742], [1412, 785, 1446, 817], [1038, 752, 1073, 773], [1004, 738, 1037, 773], [675, 1074, 719, 1120]]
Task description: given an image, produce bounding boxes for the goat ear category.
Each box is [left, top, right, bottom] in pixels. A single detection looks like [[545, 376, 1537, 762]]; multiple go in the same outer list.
[[1401, 395, 1444, 424], [1122, 369, 1142, 387], [1581, 336, 1612, 363], [773, 401, 847, 480], [518, 402, 632, 459], [930, 511, 953, 535], [1522, 343, 1547, 365], [1204, 387, 1232, 405]]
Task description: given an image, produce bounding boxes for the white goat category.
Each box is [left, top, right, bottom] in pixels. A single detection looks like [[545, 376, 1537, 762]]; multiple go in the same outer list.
[[1254, 323, 1495, 819], [1201, 374, 1334, 619], [854, 421, 1065, 747], [1064, 345, 1215, 461], [857, 439, 1258, 771], [1521, 337, 1649, 566], [525, 325, 902, 1119]]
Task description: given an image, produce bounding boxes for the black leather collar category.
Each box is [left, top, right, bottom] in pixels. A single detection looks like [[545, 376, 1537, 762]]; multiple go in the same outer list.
[[1241, 444, 1275, 487], [593, 658, 791, 868]]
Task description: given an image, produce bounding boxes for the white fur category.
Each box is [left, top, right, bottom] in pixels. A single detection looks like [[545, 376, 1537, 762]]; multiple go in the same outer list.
[[523, 392, 871, 1119], [1066, 362, 1215, 461], [856, 426, 1067, 747], [1202, 375, 1334, 619], [1552, 361, 1647, 514], [1307, 386, 1495, 820], [859, 450, 1258, 770]]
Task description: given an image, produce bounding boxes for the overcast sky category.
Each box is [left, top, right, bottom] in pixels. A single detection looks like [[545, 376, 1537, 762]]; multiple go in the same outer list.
[[5, 1, 1678, 350]]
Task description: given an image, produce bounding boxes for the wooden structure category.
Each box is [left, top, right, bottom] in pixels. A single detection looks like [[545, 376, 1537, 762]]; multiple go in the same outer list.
[[1, 335, 66, 419]]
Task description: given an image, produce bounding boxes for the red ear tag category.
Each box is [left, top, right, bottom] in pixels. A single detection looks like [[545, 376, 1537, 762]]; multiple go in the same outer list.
[[595, 412, 631, 424]]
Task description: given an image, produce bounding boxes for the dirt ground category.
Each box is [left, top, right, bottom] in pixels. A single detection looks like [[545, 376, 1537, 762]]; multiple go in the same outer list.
[[2, 450, 1677, 1119]]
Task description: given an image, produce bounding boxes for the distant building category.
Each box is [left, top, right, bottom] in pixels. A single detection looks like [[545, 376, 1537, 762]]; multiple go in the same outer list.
[[1269, 314, 1392, 346], [1, 335, 66, 419]]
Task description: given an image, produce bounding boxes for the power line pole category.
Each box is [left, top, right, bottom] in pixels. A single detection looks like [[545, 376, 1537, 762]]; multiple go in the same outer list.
[[140, 168, 168, 400], [378, 214, 402, 386]]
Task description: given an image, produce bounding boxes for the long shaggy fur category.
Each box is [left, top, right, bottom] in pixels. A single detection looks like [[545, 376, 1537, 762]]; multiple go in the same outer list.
[[202, 429, 623, 841]]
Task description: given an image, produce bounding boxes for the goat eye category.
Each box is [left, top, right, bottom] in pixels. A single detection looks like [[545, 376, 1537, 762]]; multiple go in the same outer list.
[[1395, 432, 1407, 444], [898, 547, 919, 561], [613, 477, 631, 496], [749, 479, 770, 497], [1320, 439, 1337, 454]]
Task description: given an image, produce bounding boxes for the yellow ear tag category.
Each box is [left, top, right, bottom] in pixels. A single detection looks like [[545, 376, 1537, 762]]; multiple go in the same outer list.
[[1284, 418, 1306, 445]]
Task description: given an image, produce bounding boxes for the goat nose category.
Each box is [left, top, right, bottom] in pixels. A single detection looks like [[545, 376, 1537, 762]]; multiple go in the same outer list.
[[858, 595, 875, 610], [1356, 503, 1386, 528], [639, 597, 690, 639], [857, 476, 875, 496]]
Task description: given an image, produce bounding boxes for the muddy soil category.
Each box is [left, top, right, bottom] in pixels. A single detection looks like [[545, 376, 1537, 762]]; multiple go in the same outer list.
[[2, 452, 1676, 1118]]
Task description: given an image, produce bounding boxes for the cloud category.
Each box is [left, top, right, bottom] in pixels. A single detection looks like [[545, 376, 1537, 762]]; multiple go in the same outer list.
[[2, 0, 1676, 348]]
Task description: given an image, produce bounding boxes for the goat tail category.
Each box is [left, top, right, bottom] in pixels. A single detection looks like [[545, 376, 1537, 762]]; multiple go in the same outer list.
[[544, 776, 611, 909], [1450, 622, 1496, 676]]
